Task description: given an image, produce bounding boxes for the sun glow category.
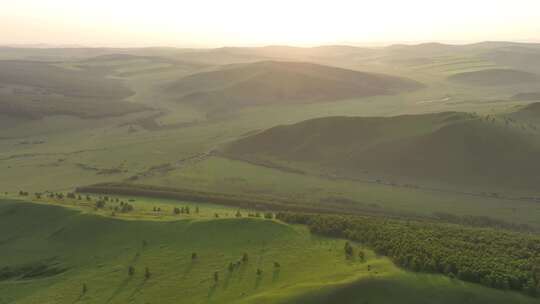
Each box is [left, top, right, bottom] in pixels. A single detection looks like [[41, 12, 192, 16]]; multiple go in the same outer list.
[[1, 0, 539, 47]]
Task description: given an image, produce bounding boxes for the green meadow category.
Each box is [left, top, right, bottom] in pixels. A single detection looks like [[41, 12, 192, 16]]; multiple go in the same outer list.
[[0, 199, 536, 304]]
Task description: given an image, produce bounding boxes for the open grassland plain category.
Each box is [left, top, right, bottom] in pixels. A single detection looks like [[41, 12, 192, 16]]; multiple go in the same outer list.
[[114, 157, 540, 229], [0, 199, 537, 304], [2, 44, 540, 243]]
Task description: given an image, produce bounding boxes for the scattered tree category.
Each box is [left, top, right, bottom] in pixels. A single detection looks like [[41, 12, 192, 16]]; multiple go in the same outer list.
[[128, 266, 135, 276], [82, 283, 87, 294], [344, 242, 354, 257], [144, 267, 151, 280], [95, 200, 106, 209], [358, 250, 365, 262], [242, 253, 249, 263], [192, 252, 198, 260], [236, 210, 242, 218], [214, 271, 219, 283], [121, 203, 133, 213], [256, 269, 263, 276]]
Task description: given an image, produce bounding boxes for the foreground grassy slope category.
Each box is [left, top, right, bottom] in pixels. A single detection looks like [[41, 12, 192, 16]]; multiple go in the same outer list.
[[0, 199, 536, 304], [223, 111, 540, 192]]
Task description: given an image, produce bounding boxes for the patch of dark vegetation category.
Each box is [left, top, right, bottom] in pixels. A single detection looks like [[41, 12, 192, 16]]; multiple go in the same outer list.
[[276, 212, 540, 297], [76, 163, 127, 175], [119, 111, 199, 132], [448, 69, 538, 86], [75, 183, 399, 218], [17, 139, 46, 145], [0, 259, 67, 281], [432, 212, 533, 232], [75, 182, 536, 233]]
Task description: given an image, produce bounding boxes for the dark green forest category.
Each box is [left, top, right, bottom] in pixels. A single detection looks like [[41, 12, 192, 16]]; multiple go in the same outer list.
[[276, 212, 540, 296]]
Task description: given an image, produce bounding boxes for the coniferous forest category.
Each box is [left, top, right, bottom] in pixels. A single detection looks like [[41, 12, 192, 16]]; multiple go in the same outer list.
[[276, 212, 540, 296]]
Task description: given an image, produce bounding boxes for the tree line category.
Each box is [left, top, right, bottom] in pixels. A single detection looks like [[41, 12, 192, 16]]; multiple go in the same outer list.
[[276, 212, 540, 297]]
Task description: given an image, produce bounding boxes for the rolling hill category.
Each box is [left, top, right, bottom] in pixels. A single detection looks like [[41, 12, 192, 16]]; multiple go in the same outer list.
[[448, 68, 538, 86], [0, 60, 146, 119], [166, 61, 423, 109], [223, 111, 540, 192]]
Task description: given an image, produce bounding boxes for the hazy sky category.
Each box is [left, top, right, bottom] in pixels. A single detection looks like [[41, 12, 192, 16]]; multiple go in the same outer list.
[[1, 0, 539, 47]]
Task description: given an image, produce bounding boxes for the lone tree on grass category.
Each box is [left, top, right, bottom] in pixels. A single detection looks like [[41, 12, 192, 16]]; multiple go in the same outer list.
[[242, 253, 249, 263], [228, 262, 235, 272], [214, 271, 219, 283], [195, 206, 200, 214], [256, 269, 263, 276], [192, 252, 198, 260], [128, 266, 135, 277], [236, 210, 242, 218], [82, 283, 87, 294], [344, 242, 354, 257], [358, 250, 365, 262], [95, 200, 106, 209], [144, 267, 151, 280], [121, 203, 133, 213], [274, 262, 281, 268]]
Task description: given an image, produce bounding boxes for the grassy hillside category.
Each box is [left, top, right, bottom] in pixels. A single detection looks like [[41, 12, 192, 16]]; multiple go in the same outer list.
[[0, 60, 147, 119], [0, 199, 536, 304], [166, 61, 423, 110], [508, 102, 540, 123], [223, 111, 540, 192]]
